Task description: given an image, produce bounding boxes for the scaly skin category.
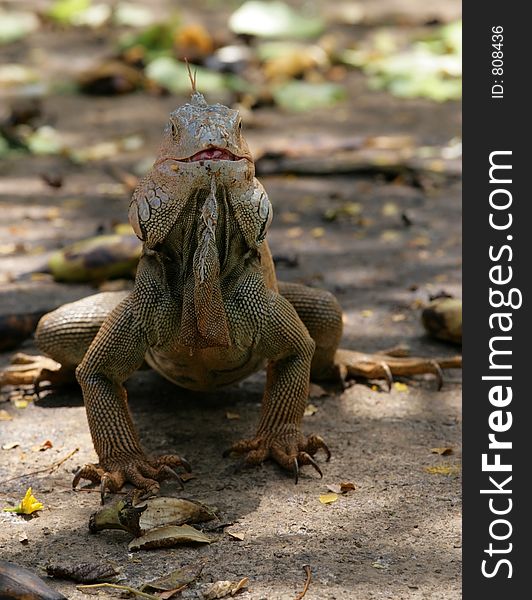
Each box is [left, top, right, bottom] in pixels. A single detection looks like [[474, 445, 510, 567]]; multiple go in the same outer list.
[[1, 90, 462, 498]]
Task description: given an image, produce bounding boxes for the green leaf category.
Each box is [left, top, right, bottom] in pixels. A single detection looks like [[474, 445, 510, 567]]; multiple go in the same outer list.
[[0, 11, 39, 44], [229, 1, 324, 39], [47, 0, 91, 23], [273, 81, 346, 112], [145, 57, 249, 95]]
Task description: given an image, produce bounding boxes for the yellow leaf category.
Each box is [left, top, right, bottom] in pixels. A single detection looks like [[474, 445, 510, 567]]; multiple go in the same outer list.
[[311, 227, 325, 238], [225, 411, 240, 420], [361, 309, 373, 318], [430, 447, 453, 456], [424, 464, 460, 476], [3, 487, 44, 514], [0, 410, 13, 421], [393, 382, 408, 392], [13, 399, 29, 409], [304, 403, 318, 416], [319, 493, 338, 504]]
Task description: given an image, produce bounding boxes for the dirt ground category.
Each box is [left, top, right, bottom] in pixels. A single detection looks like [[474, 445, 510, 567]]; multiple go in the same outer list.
[[0, 1, 461, 599]]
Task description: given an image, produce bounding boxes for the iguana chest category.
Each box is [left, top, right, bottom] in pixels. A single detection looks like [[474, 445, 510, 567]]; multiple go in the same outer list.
[[145, 343, 266, 391]]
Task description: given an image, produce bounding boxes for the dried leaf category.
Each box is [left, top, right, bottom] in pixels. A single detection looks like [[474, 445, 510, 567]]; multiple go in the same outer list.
[[128, 524, 212, 551], [326, 484, 341, 494], [48, 234, 141, 283], [141, 563, 204, 593], [3, 487, 43, 515], [39, 440, 54, 452], [138, 497, 217, 532], [319, 493, 338, 504], [225, 411, 240, 420], [424, 464, 460, 476], [391, 314, 406, 322], [340, 482, 356, 493], [361, 309, 373, 318], [311, 227, 325, 238], [46, 562, 119, 583], [430, 447, 453, 456], [226, 531, 245, 541], [2, 442, 19, 450], [0, 410, 13, 421], [14, 399, 29, 409], [381, 202, 399, 217], [203, 577, 249, 599]]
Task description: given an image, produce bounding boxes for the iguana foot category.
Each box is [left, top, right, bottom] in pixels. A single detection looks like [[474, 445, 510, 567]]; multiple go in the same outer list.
[[73, 453, 192, 504], [223, 431, 330, 483], [0, 353, 74, 392], [335, 348, 462, 391]]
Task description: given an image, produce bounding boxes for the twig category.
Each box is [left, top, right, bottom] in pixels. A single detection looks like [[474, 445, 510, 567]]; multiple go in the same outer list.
[[0, 448, 79, 484], [77, 583, 160, 599], [294, 564, 312, 600]]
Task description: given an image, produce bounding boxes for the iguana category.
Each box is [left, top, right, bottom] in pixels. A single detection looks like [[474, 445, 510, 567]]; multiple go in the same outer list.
[[1, 84, 461, 499]]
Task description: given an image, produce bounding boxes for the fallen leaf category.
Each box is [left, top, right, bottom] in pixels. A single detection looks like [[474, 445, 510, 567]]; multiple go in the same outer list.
[[225, 411, 240, 420], [391, 314, 406, 322], [393, 382, 408, 392], [141, 562, 204, 594], [138, 497, 217, 532], [304, 404, 318, 417], [203, 577, 249, 599], [381, 202, 399, 217], [38, 440, 53, 452], [361, 309, 373, 318], [13, 398, 29, 409], [3, 487, 44, 515], [226, 531, 245, 541], [311, 227, 325, 238], [424, 464, 460, 476], [430, 447, 453, 456], [326, 484, 341, 494], [229, 1, 324, 39], [0, 11, 39, 44], [128, 524, 212, 551], [372, 561, 386, 570], [319, 493, 338, 504], [46, 561, 119, 583], [273, 81, 346, 112], [380, 230, 401, 242], [2, 442, 20, 450], [0, 410, 13, 421], [340, 482, 356, 493]]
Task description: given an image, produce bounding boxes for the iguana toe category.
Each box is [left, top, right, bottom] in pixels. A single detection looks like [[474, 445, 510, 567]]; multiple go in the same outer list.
[[72, 453, 190, 503], [224, 431, 330, 483]]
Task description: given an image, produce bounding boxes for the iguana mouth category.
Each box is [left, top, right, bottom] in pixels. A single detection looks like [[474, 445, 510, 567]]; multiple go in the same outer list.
[[183, 148, 239, 162]]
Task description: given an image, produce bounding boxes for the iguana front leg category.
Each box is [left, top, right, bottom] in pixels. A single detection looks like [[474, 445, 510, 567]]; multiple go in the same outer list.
[[225, 292, 330, 481], [74, 295, 189, 501]]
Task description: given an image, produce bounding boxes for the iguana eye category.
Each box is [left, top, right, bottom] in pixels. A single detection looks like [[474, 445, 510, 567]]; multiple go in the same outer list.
[[238, 119, 242, 130]]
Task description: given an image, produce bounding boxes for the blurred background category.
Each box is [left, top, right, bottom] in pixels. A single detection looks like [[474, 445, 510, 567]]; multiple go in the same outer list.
[[0, 0, 462, 347]]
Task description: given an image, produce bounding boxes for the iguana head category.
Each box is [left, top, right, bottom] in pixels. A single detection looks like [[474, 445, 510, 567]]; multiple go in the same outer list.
[[153, 90, 253, 178]]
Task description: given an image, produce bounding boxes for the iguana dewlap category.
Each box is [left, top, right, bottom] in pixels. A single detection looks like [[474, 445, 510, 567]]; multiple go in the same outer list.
[[4, 88, 461, 499]]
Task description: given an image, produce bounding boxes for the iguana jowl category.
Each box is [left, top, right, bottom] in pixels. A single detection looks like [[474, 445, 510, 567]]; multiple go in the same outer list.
[[6, 88, 460, 497]]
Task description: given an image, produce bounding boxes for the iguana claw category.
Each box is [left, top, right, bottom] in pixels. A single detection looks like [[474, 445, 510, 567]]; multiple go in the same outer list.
[[73, 453, 191, 504], [224, 431, 330, 483]]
